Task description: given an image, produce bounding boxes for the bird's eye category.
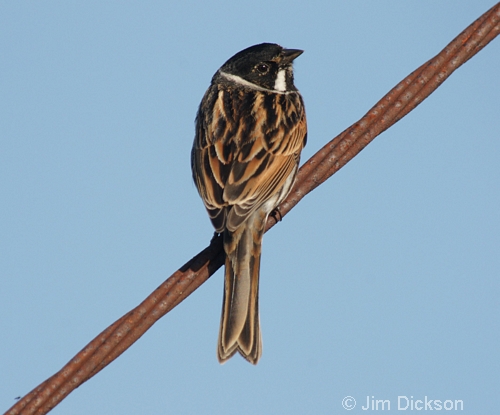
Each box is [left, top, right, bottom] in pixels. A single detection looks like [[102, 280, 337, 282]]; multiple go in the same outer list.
[[256, 63, 269, 74]]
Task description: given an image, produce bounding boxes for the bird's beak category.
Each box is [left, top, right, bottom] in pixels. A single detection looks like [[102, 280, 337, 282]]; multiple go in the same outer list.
[[281, 48, 304, 64]]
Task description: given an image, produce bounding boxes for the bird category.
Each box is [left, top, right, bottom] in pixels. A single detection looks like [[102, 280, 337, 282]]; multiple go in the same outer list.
[[191, 43, 307, 364]]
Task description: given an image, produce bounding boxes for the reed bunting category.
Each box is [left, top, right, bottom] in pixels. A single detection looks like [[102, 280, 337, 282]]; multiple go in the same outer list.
[[191, 43, 307, 364]]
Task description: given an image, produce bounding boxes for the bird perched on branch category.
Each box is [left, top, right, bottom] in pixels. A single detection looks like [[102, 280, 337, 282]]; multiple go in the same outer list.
[[191, 43, 307, 364]]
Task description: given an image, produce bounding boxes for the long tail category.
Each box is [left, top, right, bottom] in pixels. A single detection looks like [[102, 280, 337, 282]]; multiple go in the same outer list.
[[217, 213, 265, 364]]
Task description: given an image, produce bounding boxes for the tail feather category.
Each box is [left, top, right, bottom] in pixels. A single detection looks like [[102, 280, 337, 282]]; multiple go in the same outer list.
[[218, 213, 264, 364]]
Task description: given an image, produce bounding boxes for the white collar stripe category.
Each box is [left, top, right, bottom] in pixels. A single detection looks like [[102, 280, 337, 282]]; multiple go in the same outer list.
[[274, 69, 287, 92], [219, 71, 289, 94]]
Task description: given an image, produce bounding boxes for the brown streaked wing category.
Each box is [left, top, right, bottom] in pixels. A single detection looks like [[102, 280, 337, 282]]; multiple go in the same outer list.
[[192, 88, 234, 232], [223, 102, 307, 228], [193, 85, 306, 232]]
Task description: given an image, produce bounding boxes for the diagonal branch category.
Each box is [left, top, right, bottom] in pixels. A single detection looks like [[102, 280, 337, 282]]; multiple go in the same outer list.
[[5, 3, 499, 415]]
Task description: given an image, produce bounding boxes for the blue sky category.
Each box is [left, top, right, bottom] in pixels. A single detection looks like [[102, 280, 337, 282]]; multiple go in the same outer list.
[[1, 2, 499, 414]]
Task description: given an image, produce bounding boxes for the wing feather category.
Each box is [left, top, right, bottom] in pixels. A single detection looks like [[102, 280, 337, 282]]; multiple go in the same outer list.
[[192, 84, 306, 232]]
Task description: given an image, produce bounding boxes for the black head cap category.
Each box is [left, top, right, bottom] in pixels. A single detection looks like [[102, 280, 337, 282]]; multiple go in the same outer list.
[[217, 43, 303, 92]]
